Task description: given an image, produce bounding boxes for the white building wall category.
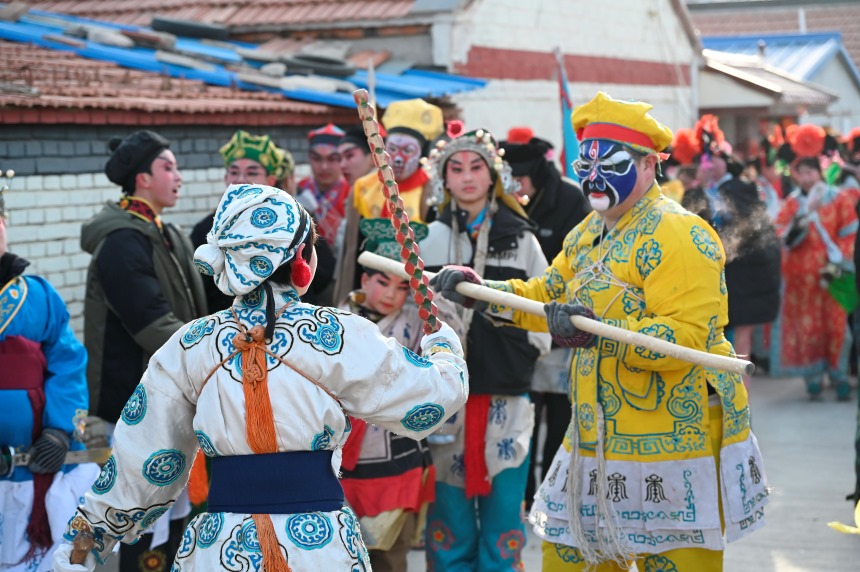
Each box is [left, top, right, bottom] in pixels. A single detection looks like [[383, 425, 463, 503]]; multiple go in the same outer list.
[[807, 58, 860, 133], [4, 168, 227, 339], [450, 0, 695, 64], [449, 0, 697, 153]]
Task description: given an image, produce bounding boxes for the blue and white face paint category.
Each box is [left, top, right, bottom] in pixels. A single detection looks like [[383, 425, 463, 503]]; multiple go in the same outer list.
[[573, 140, 639, 212]]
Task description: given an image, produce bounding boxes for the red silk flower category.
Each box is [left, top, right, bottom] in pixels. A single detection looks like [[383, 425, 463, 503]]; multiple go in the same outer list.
[[446, 120, 464, 139], [786, 124, 825, 158]]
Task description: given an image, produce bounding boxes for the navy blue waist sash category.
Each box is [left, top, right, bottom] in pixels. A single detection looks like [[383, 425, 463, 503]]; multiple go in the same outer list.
[[207, 450, 344, 514]]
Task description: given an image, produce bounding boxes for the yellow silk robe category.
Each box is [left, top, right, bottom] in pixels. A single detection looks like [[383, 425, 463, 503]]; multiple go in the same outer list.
[[353, 171, 427, 222], [485, 184, 768, 554]]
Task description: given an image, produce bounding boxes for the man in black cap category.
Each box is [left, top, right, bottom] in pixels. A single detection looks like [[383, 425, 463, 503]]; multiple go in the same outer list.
[[499, 126, 591, 506], [80, 129, 206, 572]]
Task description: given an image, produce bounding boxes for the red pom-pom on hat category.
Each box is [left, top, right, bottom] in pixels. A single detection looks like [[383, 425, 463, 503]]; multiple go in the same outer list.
[[506, 127, 534, 144], [671, 128, 701, 165], [786, 124, 826, 158]]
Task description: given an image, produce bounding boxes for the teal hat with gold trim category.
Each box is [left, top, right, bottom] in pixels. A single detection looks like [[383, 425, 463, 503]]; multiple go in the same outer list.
[[359, 218, 428, 261]]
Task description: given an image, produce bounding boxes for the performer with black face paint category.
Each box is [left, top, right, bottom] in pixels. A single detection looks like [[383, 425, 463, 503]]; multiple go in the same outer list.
[[431, 92, 768, 571]]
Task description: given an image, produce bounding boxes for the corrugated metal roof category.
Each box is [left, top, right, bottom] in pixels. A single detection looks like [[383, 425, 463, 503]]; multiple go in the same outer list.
[[690, 2, 860, 78], [703, 48, 837, 109], [701, 32, 860, 89], [28, 0, 417, 28], [0, 7, 486, 109]]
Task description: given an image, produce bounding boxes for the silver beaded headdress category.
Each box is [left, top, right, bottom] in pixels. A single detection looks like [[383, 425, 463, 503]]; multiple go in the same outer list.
[[421, 128, 519, 205]]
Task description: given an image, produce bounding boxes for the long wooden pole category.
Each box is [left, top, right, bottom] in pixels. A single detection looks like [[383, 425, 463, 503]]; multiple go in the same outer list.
[[358, 251, 754, 376]]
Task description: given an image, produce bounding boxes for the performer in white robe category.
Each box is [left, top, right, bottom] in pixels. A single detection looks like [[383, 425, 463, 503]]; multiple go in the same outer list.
[[53, 184, 468, 572]]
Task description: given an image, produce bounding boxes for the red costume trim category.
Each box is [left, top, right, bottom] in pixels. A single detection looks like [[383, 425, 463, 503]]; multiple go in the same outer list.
[[578, 123, 655, 150]]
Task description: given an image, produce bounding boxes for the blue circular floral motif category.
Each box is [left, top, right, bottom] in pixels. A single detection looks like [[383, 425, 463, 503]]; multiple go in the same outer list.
[[196, 512, 224, 548], [141, 507, 169, 529], [182, 318, 213, 347], [121, 384, 147, 426], [286, 513, 333, 549], [243, 288, 264, 308], [195, 430, 218, 457], [194, 259, 215, 276], [401, 403, 444, 432], [250, 207, 277, 229], [249, 256, 274, 278], [402, 346, 432, 368], [142, 449, 186, 487], [317, 325, 341, 351], [240, 519, 260, 552], [92, 455, 117, 494]]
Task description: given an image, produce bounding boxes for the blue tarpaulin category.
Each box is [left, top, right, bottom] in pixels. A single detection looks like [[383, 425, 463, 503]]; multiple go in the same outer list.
[[0, 7, 486, 109]]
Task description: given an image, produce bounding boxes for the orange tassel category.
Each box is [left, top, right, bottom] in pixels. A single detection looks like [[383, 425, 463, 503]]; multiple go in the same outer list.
[[234, 325, 279, 455], [188, 450, 209, 507], [232, 320, 288, 571], [253, 514, 291, 572]]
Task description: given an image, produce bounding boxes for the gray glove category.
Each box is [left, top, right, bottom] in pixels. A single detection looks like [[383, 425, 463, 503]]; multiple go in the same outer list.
[[27, 428, 70, 474], [429, 265, 488, 312], [544, 301, 596, 348], [82, 416, 109, 451]]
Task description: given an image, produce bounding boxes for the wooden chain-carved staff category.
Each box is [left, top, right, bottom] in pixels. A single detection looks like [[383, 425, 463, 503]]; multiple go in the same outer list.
[[358, 251, 755, 376], [352, 89, 441, 334]]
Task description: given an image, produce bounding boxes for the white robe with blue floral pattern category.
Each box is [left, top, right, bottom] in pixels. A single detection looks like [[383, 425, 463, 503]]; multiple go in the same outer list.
[[60, 285, 468, 570]]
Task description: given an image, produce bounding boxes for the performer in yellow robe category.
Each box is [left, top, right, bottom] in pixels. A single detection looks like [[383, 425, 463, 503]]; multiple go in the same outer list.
[[353, 98, 443, 222], [431, 92, 769, 572]]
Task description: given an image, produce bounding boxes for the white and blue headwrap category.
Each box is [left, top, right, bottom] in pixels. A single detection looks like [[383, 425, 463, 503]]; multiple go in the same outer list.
[[194, 184, 312, 296]]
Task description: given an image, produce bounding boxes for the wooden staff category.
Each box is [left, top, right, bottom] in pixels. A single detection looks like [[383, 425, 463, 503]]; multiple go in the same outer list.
[[358, 251, 754, 376], [352, 89, 441, 334]]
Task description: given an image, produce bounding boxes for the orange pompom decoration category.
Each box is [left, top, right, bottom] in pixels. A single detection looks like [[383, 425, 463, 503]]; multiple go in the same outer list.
[[291, 244, 312, 289], [769, 125, 785, 149], [506, 126, 534, 144], [695, 114, 725, 149], [671, 128, 701, 165], [786, 124, 826, 158], [447, 120, 464, 139], [846, 127, 860, 152]]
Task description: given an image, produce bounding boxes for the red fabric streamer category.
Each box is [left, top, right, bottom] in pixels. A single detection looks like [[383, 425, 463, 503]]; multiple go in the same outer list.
[[464, 395, 492, 498]]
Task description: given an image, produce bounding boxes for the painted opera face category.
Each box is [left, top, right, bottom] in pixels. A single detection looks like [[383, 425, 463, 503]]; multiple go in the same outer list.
[[385, 133, 423, 181], [574, 140, 639, 212]]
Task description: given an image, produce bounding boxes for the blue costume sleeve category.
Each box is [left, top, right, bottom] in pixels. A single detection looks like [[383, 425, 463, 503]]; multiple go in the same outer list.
[[27, 277, 89, 435]]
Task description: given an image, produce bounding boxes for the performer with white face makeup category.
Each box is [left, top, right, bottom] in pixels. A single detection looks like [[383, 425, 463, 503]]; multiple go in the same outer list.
[[431, 92, 769, 572], [352, 99, 443, 223]]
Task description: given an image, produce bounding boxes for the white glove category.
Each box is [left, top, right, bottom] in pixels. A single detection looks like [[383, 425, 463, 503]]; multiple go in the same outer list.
[[52, 543, 96, 572], [421, 321, 464, 359]]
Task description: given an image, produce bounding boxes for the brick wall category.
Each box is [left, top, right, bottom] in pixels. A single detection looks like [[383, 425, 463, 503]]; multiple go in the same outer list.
[[3, 167, 230, 338], [1, 123, 323, 340], [0, 124, 320, 177]]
